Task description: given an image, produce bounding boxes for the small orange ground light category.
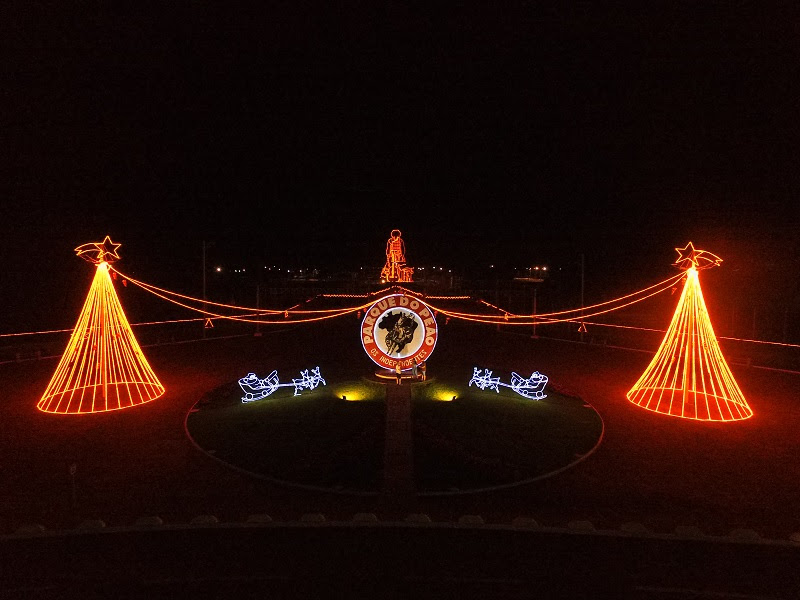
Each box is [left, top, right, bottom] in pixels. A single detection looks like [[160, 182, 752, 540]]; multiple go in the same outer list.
[[38, 261, 165, 414], [627, 259, 753, 421]]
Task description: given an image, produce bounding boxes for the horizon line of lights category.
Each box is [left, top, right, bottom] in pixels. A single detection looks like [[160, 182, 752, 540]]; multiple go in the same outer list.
[[212, 264, 465, 274]]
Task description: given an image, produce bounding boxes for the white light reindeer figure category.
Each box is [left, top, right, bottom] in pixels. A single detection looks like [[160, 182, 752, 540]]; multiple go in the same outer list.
[[292, 367, 326, 396], [468, 367, 502, 392]]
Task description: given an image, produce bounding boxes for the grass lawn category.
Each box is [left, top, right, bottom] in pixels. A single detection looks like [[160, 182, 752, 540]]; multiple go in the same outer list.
[[186, 378, 386, 491], [411, 379, 603, 492], [186, 365, 603, 495]]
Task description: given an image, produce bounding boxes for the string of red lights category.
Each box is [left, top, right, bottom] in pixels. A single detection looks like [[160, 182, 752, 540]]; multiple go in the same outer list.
[[426, 276, 684, 326], [4, 278, 799, 349], [429, 273, 686, 322], [110, 266, 378, 315], [120, 280, 373, 325]]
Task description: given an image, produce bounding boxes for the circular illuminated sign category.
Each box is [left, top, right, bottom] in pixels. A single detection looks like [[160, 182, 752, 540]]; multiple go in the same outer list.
[[361, 293, 438, 371]]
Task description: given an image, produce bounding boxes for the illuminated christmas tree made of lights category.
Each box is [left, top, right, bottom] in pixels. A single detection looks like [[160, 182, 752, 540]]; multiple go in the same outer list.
[[627, 242, 753, 421], [38, 237, 165, 414]]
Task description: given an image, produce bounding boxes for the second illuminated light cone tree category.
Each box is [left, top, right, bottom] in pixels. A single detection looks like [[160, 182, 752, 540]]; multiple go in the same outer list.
[[627, 243, 752, 421], [38, 237, 164, 414]]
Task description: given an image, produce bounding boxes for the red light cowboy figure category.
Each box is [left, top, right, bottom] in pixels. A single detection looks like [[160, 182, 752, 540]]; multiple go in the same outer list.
[[380, 229, 414, 283]]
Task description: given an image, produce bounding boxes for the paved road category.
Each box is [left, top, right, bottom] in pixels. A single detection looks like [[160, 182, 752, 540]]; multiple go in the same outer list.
[[382, 381, 415, 498]]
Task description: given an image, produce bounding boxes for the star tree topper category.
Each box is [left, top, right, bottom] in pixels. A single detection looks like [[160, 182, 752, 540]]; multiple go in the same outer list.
[[75, 236, 122, 264], [673, 242, 722, 271]]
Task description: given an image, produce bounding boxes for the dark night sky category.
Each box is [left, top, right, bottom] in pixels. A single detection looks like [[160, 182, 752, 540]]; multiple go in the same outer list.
[[2, 3, 799, 331]]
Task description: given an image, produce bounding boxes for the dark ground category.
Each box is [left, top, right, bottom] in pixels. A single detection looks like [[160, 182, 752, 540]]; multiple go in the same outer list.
[[2, 318, 800, 598], [1, 318, 798, 540]]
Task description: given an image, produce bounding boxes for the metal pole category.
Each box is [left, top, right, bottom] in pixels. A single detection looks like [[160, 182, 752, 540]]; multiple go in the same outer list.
[[495, 271, 500, 332], [255, 284, 262, 336], [202, 241, 207, 339], [532, 286, 538, 338], [580, 253, 585, 342]]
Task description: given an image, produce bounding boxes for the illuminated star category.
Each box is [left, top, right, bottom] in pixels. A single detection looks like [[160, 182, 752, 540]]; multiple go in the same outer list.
[[673, 242, 722, 271], [75, 236, 122, 264], [674, 242, 699, 269]]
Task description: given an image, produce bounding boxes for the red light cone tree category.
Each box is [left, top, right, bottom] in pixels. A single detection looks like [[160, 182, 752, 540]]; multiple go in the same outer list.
[[38, 237, 164, 414], [627, 243, 752, 421]]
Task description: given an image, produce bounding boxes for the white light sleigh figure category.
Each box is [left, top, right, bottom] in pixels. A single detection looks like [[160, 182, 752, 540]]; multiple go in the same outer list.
[[468, 367, 548, 400], [239, 367, 326, 403]]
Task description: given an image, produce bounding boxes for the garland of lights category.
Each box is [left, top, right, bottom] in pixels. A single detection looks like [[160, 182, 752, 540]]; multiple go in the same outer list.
[[626, 242, 753, 421], [111, 266, 381, 315], [425, 273, 685, 326], [113, 271, 373, 325], [109, 265, 684, 328]]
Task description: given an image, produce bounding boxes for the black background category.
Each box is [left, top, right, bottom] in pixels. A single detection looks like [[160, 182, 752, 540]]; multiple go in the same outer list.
[[2, 2, 799, 332]]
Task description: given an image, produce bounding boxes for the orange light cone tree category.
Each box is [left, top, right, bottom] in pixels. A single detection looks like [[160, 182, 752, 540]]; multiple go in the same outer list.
[[38, 237, 165, 414], [627, 242, 753, 421]]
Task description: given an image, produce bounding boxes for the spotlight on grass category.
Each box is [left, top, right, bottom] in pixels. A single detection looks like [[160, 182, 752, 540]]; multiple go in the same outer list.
[[433, 389, 458, 401]]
